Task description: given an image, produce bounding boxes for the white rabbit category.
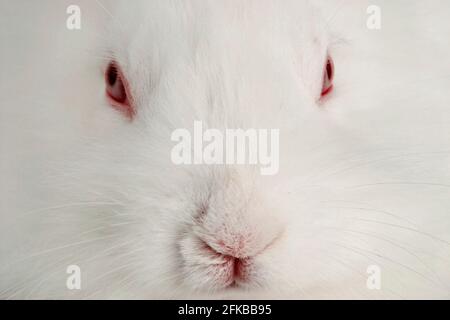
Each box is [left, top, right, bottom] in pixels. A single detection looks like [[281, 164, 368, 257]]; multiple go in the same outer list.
[[1, 0, 450, 299]]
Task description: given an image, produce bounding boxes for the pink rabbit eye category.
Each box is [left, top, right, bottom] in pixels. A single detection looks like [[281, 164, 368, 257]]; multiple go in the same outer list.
[[321, 56, 334, 97], [105, 62, 134, 118]]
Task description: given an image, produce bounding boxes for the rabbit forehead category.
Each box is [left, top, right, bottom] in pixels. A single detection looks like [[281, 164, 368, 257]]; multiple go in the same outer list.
[[111, 0, 328, 65]]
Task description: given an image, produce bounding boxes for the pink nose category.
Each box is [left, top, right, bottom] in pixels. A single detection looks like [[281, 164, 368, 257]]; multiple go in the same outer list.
[[201, 234, 257, 261], [201, 239, 252, 284], [201, 229, 280, 260], [213, 236, 250, 259]]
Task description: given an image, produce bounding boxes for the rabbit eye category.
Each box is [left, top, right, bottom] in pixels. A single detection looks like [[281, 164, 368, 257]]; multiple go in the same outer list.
[[321, 56, 334, 97], [105, 62, 134, 118]]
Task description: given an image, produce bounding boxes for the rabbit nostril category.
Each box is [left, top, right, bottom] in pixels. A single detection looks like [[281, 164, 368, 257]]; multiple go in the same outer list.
[[200, 236, 250, 260], [199, 239, 251, 283]]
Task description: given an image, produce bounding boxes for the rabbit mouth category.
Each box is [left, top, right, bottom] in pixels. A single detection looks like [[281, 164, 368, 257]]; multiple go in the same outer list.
[[198, 241, 255, 290], [178, 235, 266, 292]]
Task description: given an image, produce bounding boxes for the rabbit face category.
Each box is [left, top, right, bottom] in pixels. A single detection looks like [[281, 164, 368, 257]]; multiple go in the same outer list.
[[90, 0, 342, 297], [2, 0, 449, 299]]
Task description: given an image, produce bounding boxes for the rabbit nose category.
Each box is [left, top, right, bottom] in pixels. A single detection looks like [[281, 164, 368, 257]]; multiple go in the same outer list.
[[193, 168, 285, 258], [200, 238, 254, 281], [197, 223, 283, 260], [203, 234, 270, 259], [193, 202, 284, 259], [195, 231, 281, 286]]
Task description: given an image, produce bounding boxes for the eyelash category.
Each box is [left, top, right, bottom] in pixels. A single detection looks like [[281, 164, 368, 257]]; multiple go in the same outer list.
[[105, 62, 135, 118]]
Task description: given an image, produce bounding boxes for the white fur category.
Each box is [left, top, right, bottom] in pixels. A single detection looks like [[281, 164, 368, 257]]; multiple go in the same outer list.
[[1, 0, 450, 299]]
